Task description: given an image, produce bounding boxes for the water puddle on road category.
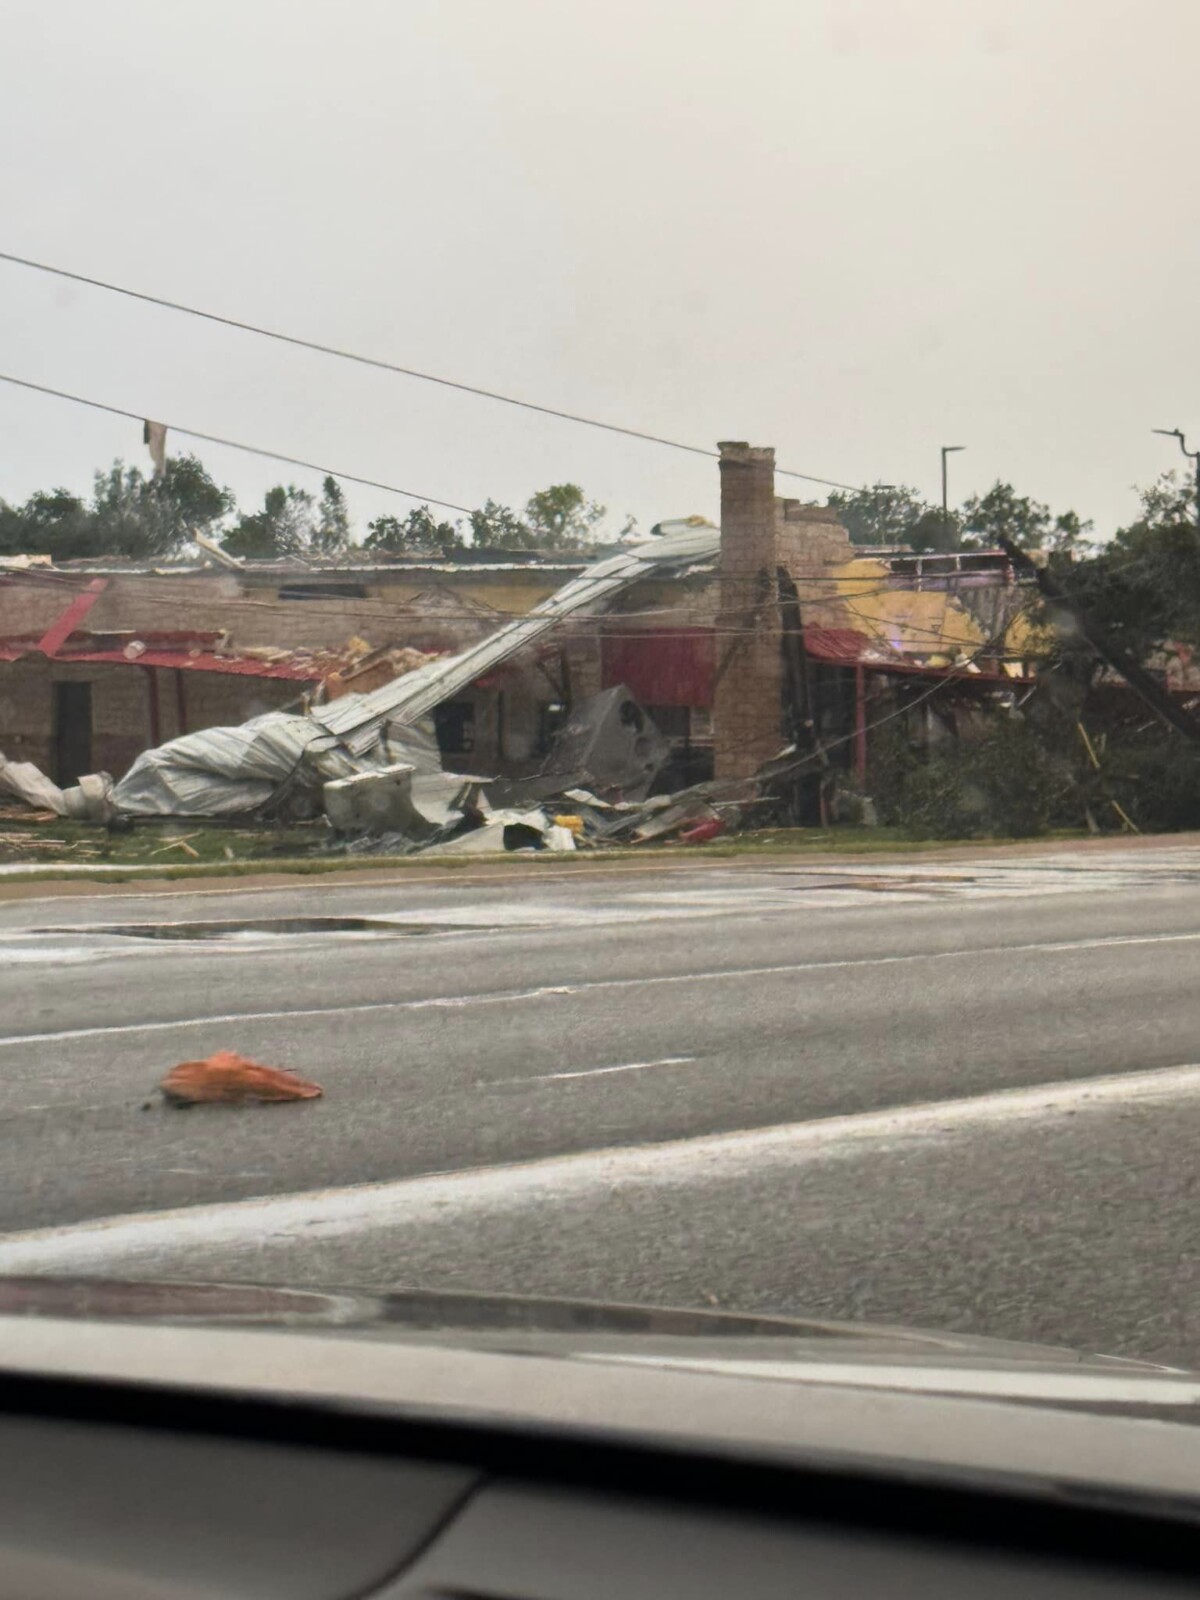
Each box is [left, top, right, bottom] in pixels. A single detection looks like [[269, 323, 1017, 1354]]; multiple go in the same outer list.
[[34, 916, 499, 941]]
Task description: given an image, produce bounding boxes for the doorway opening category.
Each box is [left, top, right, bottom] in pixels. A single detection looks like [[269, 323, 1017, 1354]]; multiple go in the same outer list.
[[53, 681, 93, 786]]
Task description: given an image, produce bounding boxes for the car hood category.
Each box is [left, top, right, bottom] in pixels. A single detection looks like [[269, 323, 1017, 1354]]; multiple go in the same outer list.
[[0, 1276, 1198, 1511], [0, 1273, 1193, 1400]]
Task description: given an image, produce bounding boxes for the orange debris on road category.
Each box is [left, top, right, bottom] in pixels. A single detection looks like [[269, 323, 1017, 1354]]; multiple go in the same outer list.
[[159, 1050, 323, 1106]]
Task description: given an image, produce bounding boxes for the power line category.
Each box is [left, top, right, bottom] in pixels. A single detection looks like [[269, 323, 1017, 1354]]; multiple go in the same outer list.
[[0, 371, 474, 515], [0, 246, 868, 494]]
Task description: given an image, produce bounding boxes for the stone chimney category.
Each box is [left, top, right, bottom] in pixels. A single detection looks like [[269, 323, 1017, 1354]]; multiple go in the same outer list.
[[714, 442, 784, 780]]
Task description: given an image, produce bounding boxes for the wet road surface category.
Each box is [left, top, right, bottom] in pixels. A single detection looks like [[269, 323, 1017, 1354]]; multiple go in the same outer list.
[[1, 845, 1198, 1366]]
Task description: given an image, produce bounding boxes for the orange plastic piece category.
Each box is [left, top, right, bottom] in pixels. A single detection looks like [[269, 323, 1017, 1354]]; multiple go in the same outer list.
[[159, 1050, 323, 1106]]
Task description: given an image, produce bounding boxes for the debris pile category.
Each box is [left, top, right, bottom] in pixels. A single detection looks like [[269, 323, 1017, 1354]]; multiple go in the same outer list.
[[0, 526, 744, 856], [233, 638, 445, 699]]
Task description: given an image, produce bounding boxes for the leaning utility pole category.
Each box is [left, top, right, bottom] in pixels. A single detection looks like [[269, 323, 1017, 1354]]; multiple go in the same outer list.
[[999, 537, 1200, 744], [1152, 427, 1200, 533]]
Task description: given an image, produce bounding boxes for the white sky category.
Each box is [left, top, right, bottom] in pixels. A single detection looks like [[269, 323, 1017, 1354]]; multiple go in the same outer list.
[[1, 0, 1198, 540]]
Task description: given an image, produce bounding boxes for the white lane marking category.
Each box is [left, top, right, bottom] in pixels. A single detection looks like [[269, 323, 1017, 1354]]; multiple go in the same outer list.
[[574, 1355, 1200, 1405], [3, 1060, 1200, 1274], [0, 948, 111, 964], [500, 1056, 696, 1085], [0, 927, 1196, 1051]]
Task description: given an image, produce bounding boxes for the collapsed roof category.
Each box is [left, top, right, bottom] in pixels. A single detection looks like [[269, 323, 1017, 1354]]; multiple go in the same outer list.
[[308, 523, 722, 753], [109, 525, 722, 818]]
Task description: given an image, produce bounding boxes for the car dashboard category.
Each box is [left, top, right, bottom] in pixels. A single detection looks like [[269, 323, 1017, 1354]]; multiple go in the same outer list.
[[0, 1366, 1195, 1600]]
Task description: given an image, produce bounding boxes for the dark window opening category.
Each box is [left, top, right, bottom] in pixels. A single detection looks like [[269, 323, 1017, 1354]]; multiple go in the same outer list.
[[646, 705, 713, 791], [644, 705, 690, 741], [434, 700, 476, 755], [536, 701, 568, 756], [53, 681, 93, 786]]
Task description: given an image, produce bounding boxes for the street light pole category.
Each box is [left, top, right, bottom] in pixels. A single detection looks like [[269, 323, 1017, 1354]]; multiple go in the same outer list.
[[941, 445, 965, 548], [1152, 428, 1200, 531]]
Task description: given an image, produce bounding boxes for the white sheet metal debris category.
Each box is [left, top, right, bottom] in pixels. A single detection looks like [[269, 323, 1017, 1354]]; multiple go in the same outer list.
[[322, 765, 489, 839], [540, 685, 669, 799], [415, 809, 550, 857], [0, 754, 70, 815], [112, 713, 441, 818], [0, 753, 114, 821]]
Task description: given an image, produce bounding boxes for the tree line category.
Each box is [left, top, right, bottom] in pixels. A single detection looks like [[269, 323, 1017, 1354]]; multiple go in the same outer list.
[[827, 479, 1093, 553], [0, 458, 612, 562], [1, 453, 1197, 666]]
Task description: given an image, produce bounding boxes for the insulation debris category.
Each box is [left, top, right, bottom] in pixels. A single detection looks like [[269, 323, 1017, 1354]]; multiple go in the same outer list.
[[159, 1050, 323, 1106]]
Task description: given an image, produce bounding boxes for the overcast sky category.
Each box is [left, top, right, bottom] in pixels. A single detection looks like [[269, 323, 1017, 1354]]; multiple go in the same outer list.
[[1, 0, 1197, 541]]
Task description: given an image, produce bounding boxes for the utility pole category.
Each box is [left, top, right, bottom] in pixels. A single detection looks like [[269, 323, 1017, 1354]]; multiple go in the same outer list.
[[1151, 428, 1200, 531], [941, 445, 964, 548]]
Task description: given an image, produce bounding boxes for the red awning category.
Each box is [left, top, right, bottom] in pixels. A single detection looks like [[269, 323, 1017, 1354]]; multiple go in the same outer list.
[[601, 627, 715, 706], [0, 632, 320, 680]]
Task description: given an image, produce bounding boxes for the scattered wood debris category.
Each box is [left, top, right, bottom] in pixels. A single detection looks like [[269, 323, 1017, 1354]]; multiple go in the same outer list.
[[149, 832, 202, 858]]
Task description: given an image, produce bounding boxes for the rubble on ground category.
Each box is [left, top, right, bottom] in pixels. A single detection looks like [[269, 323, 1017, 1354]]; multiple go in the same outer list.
[[0, 687, 746, 858]]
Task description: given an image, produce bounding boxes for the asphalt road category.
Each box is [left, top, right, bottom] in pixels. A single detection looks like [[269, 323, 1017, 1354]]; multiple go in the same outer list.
[[1, 844, 1198, 1367]]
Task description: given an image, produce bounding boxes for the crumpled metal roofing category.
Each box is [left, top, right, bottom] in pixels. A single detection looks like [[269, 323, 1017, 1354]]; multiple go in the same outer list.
[[310, 524, 723, 753], [803, 624, 1028, 682], [112, 713, 442, 816]]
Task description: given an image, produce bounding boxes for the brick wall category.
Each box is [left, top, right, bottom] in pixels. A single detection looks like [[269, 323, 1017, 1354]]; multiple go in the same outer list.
[[0, 657, 307, 780], [713, 443, 784, 780], [0, 658, 153, 778], [174, 671, 304, 739]]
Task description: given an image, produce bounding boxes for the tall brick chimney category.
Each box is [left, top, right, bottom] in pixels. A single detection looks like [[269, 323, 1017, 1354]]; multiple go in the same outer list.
[[713, 442, 783, 780]]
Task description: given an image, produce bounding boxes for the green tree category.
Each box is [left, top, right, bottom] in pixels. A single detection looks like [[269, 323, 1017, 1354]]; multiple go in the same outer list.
[[907, 505, 965, 553], [1055, 470, 1200, 662], [826, 482, 935, 547], [313, 475, 351, 555], [364, 505, 464, 557], [467, 498, 530, 549], [0, 454, 231, 561], [0, 488, 97, 559], [523, 483, 606, 550], [222, 484, 316, 559], [960, 481, 1092, 553], [90, 455, 234, 558], [154, 454, 236, 548]]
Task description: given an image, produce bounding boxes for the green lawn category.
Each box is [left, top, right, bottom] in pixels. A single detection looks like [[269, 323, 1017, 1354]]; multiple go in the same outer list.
[[0, 817, 328, 870], [0, 816, 1096, 885]]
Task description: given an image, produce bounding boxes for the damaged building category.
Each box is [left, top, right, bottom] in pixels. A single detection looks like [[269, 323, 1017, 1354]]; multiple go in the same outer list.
[[0, 443, 1047, 842]]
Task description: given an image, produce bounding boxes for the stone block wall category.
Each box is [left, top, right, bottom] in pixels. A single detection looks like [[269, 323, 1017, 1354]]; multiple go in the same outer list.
[[713, 443, 784, 780]]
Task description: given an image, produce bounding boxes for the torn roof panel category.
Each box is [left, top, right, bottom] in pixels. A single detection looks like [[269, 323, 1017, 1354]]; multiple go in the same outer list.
[[802, 625, 1030, 683], [0, 629, 448, 688], [310, 524, 723, 750], [0, 630, 323, 680], [803, 627, 876, 664]]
